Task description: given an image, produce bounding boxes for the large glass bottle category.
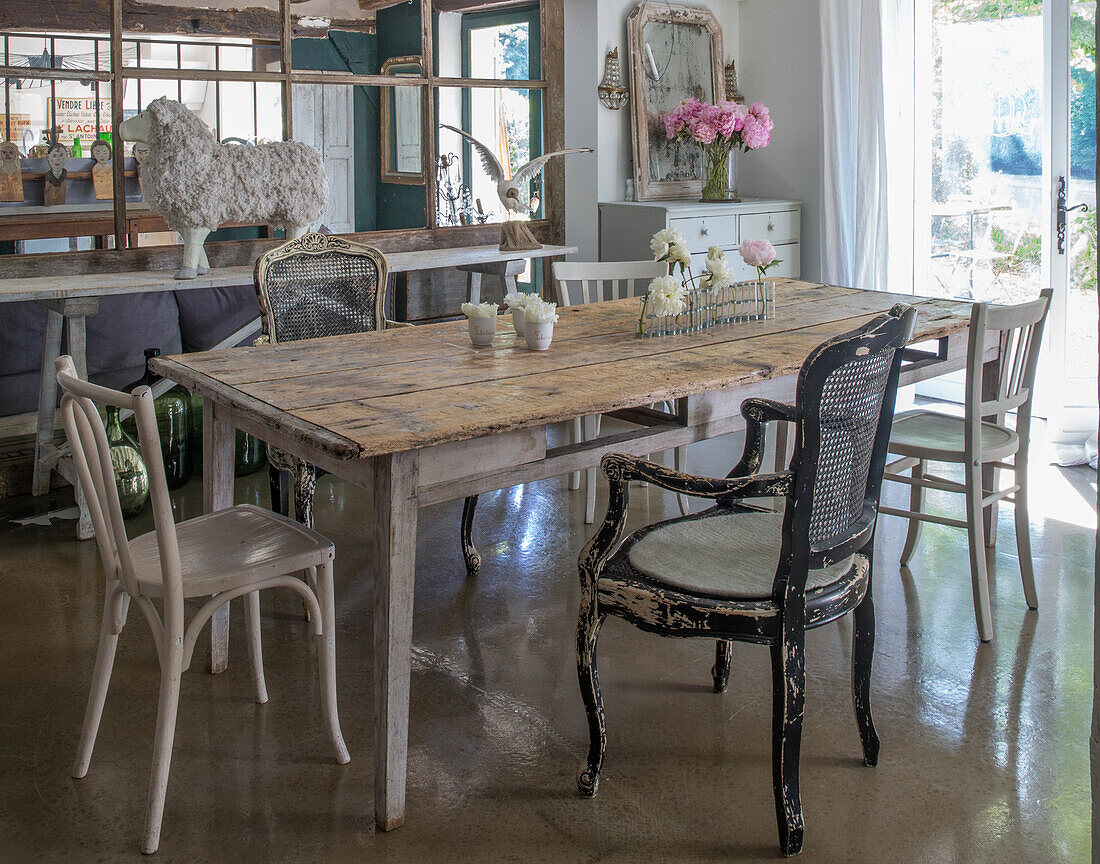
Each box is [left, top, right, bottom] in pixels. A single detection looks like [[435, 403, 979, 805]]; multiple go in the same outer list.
[[105, 406, 150, 517], [189, 392, 267, 477], [123, 348, 193, 490]]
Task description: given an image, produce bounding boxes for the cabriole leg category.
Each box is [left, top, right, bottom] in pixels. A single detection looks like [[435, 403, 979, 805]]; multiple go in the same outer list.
[[851, 581, 880, 767], [460, 495, 481, 577], [771, 628, 806, 857], [712, 640, 733, 694], [576, 599, 606, 798]]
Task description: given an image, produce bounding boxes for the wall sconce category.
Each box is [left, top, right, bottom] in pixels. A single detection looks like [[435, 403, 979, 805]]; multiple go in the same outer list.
[[598, 48, 629, 110], [725, 60, 745, 104]]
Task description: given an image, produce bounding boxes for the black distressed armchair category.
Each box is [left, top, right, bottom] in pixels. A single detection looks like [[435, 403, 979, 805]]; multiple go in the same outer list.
[[573, 304, 916, 856]]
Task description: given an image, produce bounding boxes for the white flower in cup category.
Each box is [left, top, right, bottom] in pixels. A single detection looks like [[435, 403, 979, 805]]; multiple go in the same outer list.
[[461, 301, 500, 319], [503, 292, 534, 311], [523, 298, 560, 324]]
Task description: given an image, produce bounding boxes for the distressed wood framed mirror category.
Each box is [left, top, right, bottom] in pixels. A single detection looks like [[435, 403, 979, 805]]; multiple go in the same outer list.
[[627, 1, 723, 200], [380, 55, 425, 185]]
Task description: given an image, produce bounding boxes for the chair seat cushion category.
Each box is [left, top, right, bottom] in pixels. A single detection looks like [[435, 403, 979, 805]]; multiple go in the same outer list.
[[889, 409, 1017, 461], [624, 510, 853, 600], [129, 504, 332, 598]]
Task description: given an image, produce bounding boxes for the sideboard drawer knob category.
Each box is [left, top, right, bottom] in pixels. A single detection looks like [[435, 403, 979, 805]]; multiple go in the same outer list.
[[767, 220, 775, 232], [700, 223, 709, 236]]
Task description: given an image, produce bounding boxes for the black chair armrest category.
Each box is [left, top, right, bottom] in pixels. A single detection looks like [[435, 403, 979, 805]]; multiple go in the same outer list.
[[730, 398, 798, 479], [742, 398, 796, 425], [601, 453, 793, 501]]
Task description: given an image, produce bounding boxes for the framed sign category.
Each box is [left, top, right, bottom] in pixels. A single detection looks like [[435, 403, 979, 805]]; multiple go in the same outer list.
[[627, 2, 723, 200]]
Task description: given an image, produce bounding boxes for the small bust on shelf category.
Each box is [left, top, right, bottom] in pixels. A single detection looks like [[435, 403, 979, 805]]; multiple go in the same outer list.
[[0, 141, 23, 202], [43, 142, 68, 207], [90, 138, 113, 200]]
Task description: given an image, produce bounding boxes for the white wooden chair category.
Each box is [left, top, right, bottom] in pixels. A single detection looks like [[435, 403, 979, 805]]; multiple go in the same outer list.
[[55, 355, 349, 854], [552, 260, 688, 523], [880, 290, 1051, 642]]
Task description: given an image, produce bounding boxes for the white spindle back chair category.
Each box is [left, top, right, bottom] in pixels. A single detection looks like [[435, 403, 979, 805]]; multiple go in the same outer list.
[[552, 260, 688, 522], [56, 355, 349, 854], [881, 289, 1052, 641]]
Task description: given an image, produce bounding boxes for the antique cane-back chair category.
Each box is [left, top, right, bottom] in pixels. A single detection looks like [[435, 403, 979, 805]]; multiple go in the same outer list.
[[254, 233, 483, 574], [56, 355, 348, 854], [574, 305, 916, 856]]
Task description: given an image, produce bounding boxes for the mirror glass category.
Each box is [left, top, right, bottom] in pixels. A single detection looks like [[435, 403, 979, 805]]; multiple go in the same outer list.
[[639, 19, 716, 184], [381, 58, 424, 183]]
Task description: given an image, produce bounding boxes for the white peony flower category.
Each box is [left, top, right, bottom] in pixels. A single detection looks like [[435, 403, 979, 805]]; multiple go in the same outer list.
[[650, 227, 687, 260], [667, 243, 691, 270], [524, 298, 560, 324], [461, 301, 500, 319], [704, 255, 735, 289], [645, 276, 687, 318], [707, 245, 725, 260]]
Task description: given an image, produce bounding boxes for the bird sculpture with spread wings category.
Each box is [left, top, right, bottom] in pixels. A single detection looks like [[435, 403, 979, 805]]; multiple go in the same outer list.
[[441, 123, 593, 250]]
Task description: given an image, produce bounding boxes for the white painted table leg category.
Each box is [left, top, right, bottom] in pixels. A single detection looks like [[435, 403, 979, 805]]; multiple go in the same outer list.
[[372, 449, 419, 831], [203, 405, 235, 674], [65, 312, 95, 540]]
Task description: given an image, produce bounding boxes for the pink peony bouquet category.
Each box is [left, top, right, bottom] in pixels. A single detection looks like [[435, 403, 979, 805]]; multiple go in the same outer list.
[[664, 99, 773, 201], [664, 99, 774, 152]]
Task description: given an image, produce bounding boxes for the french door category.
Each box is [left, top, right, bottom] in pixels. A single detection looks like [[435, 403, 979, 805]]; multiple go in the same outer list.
[[915, 0, 1096, 438]]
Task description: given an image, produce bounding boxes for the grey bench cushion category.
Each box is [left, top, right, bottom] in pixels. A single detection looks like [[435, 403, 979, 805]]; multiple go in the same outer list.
[[626, 511, 853, 599]]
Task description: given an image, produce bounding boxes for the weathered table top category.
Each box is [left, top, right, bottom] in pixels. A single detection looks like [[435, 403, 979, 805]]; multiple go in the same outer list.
[[0, 243, 577, 304], [152, 280, 972, 463]]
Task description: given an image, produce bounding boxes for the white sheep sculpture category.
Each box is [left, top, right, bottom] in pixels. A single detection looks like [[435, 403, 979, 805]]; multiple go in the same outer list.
[[118, 97, 327, 279]]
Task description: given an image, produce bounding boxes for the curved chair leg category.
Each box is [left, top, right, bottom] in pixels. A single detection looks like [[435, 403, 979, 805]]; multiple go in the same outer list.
[[576, 604, 607, 798], [294, 460, 318, 529], [142, 644, 184, 854], [461, 495, 481, 577], [964, 459, 994, 642], [73, 591, 128, 779], [244, 591, 269, 704], [1014, 457, 1038, 610], [583, 415, 601, 524], [851, 584, 880, 767], [899, 459, 925, 566], [770, 626, 806, 857], [712, 640, 733, 694], [315, 559, 350, 765], [569, 418, 583, 491], [268, 465, 289, 517]]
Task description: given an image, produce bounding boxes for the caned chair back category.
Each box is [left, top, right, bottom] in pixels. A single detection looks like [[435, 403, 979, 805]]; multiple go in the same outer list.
[[254, 233, 390, 344], [552, 260, 668, 307], [965, 290, 1052, 428], [778, 305, 916, 595], [54, 355, 182, 601]]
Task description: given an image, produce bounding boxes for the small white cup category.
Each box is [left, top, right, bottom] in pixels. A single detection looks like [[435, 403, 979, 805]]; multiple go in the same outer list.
[[511, 308, 526, 336], [467, 316, 497, 347], [524, 320, 554, 351]]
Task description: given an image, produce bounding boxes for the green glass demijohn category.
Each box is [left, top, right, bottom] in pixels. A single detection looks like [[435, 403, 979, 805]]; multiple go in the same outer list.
[[123, 348, 194, 490], [188, 392, 267, 477], [105, 405, 150, 517]]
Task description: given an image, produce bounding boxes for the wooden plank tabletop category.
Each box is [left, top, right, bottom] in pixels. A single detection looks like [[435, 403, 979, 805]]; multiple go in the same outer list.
[[0, 243, 577, 304], [151, 280, 974, 462]]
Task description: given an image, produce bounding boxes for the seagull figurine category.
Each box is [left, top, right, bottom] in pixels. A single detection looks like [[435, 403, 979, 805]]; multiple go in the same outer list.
[[441, 123, 593, 217]]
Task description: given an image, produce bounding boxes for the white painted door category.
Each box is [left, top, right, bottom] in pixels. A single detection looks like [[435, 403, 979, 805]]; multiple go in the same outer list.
[[293, 84, 355, 234]]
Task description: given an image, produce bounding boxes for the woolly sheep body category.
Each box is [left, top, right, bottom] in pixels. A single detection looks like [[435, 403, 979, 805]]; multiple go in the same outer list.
[[120, 97, 326, 277]]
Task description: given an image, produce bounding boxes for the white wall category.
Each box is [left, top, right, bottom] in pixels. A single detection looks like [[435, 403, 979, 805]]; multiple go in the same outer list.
[[736, 0, 823, 281], [563, 0, 742, 261]]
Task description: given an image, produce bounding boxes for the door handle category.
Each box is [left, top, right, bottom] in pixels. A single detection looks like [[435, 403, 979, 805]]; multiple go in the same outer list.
[[1057, 175, 1089, 255]]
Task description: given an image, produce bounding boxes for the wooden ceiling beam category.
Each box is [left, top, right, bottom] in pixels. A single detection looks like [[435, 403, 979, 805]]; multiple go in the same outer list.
[[0, 0, 376, 39]]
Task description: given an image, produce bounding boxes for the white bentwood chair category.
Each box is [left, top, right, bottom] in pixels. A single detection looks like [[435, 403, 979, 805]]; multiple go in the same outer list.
[[56, 355, 349, 854], [880, 289, 1051, 642], [552, 260, 689, 523]]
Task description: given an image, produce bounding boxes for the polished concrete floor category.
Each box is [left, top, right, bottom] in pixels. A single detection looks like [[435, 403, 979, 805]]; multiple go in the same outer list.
[[0, 420, 1094, 862]]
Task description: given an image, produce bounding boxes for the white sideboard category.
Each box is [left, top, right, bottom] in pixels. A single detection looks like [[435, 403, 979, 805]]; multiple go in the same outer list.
[[598, 198, 803, 280]]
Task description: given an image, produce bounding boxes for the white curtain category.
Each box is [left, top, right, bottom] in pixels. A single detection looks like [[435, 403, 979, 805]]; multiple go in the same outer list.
[[820, 0, 915, 294]]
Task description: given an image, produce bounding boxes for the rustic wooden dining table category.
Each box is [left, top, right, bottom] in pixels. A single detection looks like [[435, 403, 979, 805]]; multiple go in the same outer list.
[[150, 278, 985, 833]]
